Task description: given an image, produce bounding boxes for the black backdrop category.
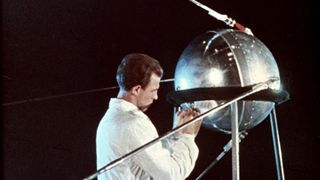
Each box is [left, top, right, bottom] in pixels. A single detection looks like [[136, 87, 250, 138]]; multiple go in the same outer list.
[[2, 0, 319, 179]]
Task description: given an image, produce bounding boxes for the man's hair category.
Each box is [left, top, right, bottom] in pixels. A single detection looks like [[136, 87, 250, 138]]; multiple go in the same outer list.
[[116, 53, 163, 91]]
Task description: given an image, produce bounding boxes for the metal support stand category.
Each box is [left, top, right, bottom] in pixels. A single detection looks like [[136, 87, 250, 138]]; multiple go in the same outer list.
[[195, 131, 247, 180], [231, 102, 240, 180], [269, 107, 285, 180]]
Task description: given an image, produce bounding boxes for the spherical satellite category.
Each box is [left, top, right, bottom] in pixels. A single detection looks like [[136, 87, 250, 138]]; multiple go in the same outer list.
[[172, 29, 281, 133]]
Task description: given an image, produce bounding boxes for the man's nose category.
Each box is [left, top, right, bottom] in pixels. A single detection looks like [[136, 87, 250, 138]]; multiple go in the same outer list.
[[153, 93, 158, 100]]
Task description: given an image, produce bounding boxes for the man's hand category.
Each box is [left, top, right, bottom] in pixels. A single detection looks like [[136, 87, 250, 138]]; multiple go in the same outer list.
[[173, 108, 203, 135]]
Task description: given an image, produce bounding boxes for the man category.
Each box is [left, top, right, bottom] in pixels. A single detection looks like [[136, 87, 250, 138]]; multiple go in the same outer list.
[[96, 53, 202, 180]]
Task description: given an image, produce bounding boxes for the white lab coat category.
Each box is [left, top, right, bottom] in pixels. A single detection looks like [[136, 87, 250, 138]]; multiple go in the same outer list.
[[96, 98, 199, 180]]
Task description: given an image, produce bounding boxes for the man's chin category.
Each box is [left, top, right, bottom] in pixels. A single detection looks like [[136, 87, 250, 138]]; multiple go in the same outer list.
[[139, 105, 151, 112]]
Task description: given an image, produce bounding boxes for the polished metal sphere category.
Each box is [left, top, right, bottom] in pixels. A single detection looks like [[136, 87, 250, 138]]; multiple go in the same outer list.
[[174, 29, 280, 133]]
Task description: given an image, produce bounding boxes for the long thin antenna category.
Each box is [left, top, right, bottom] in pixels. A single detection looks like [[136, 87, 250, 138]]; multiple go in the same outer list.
[[2, 78, 174, 106], [196, 131, 248, 180], [189, 0, 253, 35]]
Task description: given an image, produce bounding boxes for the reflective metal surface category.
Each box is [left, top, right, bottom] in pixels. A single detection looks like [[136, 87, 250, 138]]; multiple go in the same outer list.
[[174, 29, 280, 133]]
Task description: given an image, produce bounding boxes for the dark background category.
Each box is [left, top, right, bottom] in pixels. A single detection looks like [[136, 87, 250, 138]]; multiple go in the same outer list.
[[2, 0, 319, 179]]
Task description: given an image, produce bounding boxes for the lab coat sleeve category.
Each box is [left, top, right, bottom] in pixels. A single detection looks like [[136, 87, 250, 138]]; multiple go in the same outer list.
[[129, 122, 199, 180]]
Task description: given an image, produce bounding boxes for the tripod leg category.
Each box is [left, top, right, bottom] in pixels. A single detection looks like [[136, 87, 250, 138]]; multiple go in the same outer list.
[[231, 102, 240, 180], [269, 107, 285, 180], [195, 132, 248, 180]]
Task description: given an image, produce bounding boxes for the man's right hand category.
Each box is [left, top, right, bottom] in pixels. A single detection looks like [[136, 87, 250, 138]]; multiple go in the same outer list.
[[173, 108, 203, 135]]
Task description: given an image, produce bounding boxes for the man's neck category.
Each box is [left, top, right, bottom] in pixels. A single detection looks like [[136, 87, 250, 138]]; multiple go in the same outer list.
[[117, 90, 137, 107]]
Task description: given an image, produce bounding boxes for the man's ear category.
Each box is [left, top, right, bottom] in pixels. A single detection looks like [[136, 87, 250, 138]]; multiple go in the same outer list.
[[131, 85, 141, 96]]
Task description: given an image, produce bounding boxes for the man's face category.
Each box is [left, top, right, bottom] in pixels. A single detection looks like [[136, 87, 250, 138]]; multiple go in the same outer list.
[[137, 73, 160, 112]]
